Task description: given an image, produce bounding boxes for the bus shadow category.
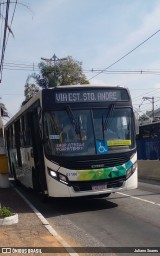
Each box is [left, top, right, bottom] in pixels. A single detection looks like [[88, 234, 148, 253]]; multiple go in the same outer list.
[[45, 197, 118, 217], [11, 181, 118, 216]]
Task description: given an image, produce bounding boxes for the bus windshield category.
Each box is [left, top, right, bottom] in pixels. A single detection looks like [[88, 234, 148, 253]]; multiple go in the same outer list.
[[43, 107, 135, 157]]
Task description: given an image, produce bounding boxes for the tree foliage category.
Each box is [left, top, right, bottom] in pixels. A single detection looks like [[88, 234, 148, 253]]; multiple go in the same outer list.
[[38, 56, 89, 88], [22, 56, 89, 106], [139, 111, 152, 123], [21, 74, 39, 106], [0, 102, 8, 117]]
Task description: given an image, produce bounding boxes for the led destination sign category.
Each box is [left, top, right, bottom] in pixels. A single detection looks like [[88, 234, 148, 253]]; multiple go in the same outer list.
[[55, 89, 128, 103]]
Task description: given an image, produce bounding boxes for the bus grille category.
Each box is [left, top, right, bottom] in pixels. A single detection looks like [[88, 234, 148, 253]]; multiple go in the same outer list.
[[70, 177, 125, 192], [65, 155, 131, 170]]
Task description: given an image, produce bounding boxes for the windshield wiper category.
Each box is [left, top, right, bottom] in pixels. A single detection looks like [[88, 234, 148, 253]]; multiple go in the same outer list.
[[65, 105, 82, 139], [102, 103, 115, 132]]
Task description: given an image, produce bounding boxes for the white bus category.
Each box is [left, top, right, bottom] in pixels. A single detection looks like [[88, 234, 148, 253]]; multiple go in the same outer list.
[[5, 85, 137, 199]]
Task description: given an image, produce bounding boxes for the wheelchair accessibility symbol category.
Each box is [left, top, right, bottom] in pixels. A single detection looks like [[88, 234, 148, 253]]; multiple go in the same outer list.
[[96, 141, 108, 154]]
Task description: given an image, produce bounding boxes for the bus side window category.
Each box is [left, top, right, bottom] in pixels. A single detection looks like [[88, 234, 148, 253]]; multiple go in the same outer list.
[[14, 120, 22, 167], [9, 125, 14, 149], [20, 116, 25, 146]]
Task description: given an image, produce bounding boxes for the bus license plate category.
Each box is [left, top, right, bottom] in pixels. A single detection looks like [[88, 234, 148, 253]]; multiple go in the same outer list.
[[92, 184, 107, 191]]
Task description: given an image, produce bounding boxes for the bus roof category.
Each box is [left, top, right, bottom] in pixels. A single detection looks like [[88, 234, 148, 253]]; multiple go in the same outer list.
[[5, 84, 130, 128]]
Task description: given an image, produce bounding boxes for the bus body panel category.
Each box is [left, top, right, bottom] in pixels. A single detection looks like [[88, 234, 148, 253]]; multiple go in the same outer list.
[[125, 170, 138, 190], [45, 153, 137, 197], [46, 170, 138, 198]]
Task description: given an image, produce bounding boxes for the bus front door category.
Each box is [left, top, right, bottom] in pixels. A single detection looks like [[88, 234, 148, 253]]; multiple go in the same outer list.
[[30, 108, 47, 196]]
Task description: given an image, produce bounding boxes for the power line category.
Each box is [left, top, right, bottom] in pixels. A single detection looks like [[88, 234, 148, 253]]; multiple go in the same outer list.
[[131, 88, 160, 91], [4, 60, 160, 74], [89, 28, 160, 81], [1, 93, 23, 95], [132, 88, 160, 101], [3, 59, 160, 75], [5, 61, 39, 67], [1, 61, 40, 71], [3, 66, 40, 71], [86, 69, 160, 75]]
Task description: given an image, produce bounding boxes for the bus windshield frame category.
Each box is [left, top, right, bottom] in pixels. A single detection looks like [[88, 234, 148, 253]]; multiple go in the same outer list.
[[43, 106, 135, 159]]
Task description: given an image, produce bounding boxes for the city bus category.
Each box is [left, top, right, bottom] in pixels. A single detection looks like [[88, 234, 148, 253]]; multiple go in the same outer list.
[[5, 85, 137, 199]]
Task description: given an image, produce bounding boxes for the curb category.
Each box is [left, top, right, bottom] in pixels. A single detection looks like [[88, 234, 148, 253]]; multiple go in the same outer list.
[[0, 213, 18, 225], [13, 186, 79, 256]]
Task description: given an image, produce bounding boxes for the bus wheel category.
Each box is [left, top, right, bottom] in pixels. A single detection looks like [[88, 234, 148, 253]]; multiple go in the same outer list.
[[32, 167, 40, 192], [12, 164, 16, 180], [39, 191, 48, 203]]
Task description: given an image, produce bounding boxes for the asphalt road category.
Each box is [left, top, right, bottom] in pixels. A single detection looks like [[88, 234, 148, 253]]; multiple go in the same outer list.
[[15, 179, 160, 255]]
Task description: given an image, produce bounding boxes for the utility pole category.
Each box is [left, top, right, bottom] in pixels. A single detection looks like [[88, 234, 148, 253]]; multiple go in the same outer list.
[[142, 96, 155, 121], [41, 54, 67, 87]]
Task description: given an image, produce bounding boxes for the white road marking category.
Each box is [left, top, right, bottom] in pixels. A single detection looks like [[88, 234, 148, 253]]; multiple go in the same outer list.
[[117, 192, 160, 206], [13, 187, 79, 256]]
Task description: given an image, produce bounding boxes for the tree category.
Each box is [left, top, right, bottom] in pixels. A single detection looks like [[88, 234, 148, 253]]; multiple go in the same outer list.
[[139, 110, 152, 123], [0, 102, 8, 117], [37, 56, 89, 88], [21, 74, 39, 106], [21, 55, 89, 106]]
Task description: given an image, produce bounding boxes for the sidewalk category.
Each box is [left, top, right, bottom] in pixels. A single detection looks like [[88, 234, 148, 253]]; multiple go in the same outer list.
[[0, 185, 69, 256]]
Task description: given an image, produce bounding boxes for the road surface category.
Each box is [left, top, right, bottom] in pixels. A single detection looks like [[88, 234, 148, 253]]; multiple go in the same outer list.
[[15, 179, 160, 255]]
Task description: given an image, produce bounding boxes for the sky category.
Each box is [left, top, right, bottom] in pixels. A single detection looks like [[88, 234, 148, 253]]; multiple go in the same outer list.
[[1, 0, 160, 121]]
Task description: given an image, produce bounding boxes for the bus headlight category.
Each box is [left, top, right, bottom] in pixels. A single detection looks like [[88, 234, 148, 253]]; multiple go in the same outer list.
[[48, 168, 69, 185], [49, 169, 57, 178], [126, 162, 137, 180]]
